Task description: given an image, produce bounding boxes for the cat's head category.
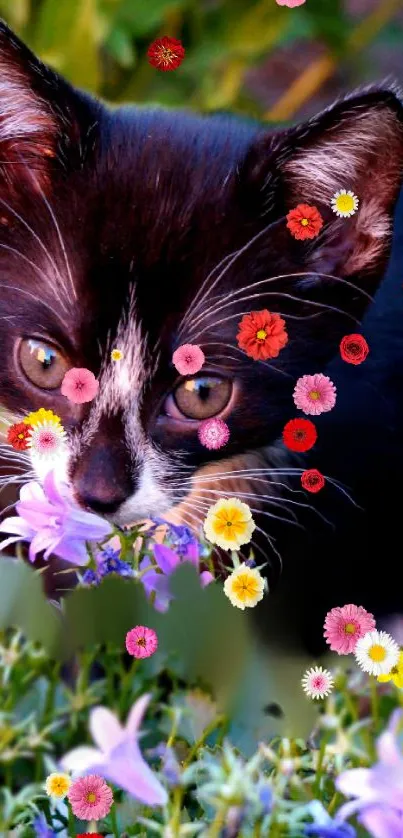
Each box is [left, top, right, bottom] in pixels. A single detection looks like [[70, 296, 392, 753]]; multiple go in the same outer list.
[[0, 22, 402, 568]]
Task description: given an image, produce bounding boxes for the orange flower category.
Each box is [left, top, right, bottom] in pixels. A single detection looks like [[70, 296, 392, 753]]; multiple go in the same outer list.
[[237, 310, 288, 361], [286, 203, 324, 240]]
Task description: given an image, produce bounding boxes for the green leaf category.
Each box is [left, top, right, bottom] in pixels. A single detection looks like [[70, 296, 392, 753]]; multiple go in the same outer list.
[[32, 0, 101, 91], [0, 559, 61, 654], [117, 0, 185, 37], [105, 25, 137, 68]]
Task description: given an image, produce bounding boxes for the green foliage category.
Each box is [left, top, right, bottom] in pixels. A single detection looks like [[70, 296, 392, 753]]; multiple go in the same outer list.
[[0, 0, 397, 116]]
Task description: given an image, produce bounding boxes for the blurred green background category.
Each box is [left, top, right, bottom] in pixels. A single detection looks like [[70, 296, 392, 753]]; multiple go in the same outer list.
[[0, 0, 402, 125]]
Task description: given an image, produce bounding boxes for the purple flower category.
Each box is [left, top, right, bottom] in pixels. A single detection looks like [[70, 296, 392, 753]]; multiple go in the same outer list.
[[304, 801, 356, 838], [82, 568, 103, 586], [33, 812, 56, 837], [150, 518, 199, 557], [60, 694, 167, 806], [100, 555, 133, 577], [336, 709, 403, 837], [0, 471, 112, 566], [139, 543, 214, 612]]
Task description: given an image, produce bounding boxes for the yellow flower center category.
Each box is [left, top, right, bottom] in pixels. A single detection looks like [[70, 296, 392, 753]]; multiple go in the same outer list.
[[368, 644, 386, 662], [309, 390, 320, 400], [87, 792, 97, 803], [300, 218, 309, 226], [256, 329, 267, 340], [231, 573, 261, 602], [18, 433, 24, 439], [336, 194, 354, 212], [345, 623, 356, 634]]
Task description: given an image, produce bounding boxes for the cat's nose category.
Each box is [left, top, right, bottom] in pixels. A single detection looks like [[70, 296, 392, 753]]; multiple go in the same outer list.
[[71, 434, 136, 516]]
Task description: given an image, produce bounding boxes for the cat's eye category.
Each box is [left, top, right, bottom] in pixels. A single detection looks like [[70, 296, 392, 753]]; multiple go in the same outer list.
[[171, 375, 232, 420], [18, 338, 70, 390]]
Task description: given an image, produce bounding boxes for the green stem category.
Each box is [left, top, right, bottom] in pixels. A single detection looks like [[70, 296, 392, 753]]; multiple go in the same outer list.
[[169, 786, 184, 836], [370, 676, 379, 732], [110, 806, 119, 838], [313, 735, 328, 797], [208, 803, 230, 838], [68, 803, 75, 834], [183, 715, 226, 768]]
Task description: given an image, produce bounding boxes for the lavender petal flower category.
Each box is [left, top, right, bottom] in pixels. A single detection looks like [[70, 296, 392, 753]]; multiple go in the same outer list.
[[60, 694, 167, 806], [336, 709, 403, 832], [0, 470, 112, 566], [139, 542, 213, 611]]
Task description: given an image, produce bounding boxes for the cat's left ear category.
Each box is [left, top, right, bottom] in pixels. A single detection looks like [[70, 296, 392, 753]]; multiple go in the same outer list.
[[0, 21, 98, 183], [243, 87, 403, 300]]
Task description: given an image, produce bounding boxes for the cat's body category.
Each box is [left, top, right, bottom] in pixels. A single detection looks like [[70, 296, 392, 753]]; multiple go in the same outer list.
[[0, 21, 403, 651]]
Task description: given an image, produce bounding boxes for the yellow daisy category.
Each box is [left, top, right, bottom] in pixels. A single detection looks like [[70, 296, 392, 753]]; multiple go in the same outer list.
[[378, 650, 403, 688], [331, 189, 359, 218], [224, 563, 265, 609], [111, 348, 123, 362], [203, 497, 255, 550], [45, 771, 71, 799], [23, 408, 61, 427]]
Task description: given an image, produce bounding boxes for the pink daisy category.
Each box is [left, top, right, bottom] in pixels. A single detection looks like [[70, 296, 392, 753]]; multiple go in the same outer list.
[[61, 368, 99, 405], [198, 418, 230, 450], [324, 604, 376, 655], [67, 774, 113, 820], [126, 625, 158, 659], [293, 373, 336, 415], [27, 421, 66, 460], [301, 666, 334, 700], [172, 344, 205, 376]]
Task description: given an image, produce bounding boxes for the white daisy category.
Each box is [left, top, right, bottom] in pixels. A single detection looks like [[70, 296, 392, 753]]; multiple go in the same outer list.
[[26, 420, 66, 461], [354, 630, 399, 676], [331, 189, 359, 218], [302, 666, 334, 700]]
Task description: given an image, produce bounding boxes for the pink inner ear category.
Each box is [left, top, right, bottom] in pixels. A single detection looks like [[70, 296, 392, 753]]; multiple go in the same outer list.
[[0, 63, 58, 159], [282, 106, 403, 276]]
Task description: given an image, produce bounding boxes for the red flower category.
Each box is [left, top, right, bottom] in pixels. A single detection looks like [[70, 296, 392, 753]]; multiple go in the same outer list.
[[76, 835, 103, 837], [286, 204, 324, 240], [340, 334, 369, 365], [147, 37, 185, 71], [301, 469, 325, 493], [7, 422, 33, 451], [282, 418, 317, 452], [237, 309, 288, 361]]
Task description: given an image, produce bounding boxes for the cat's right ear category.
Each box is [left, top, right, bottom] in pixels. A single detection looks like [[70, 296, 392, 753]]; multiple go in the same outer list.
[[0, 21, 98, 185]]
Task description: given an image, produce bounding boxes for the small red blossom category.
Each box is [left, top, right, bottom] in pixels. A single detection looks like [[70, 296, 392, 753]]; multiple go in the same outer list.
[[237, 309, 288, 361], [147, 37, 185, 71], [301, 468, 325, 493], [7, 422, 33, 451], [286, 203, 324, 240], [340, 334, 369, 365], [282, 418, 317, 452]]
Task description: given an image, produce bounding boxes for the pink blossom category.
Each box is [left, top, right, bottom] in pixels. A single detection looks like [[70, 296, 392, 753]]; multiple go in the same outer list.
[[324, 604, 376, 654], [61, 368, 99, 404], [67, 774, 113, 820], [198, 418, 230, 450], [276, 0, 306, 6], [172, 344, 205, 375], [293, 373, 336, 415], [126, 626, 158, 659]]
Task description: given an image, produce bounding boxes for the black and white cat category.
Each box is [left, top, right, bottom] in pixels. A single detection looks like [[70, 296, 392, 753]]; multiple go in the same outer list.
[[0, 21, 403, 651]]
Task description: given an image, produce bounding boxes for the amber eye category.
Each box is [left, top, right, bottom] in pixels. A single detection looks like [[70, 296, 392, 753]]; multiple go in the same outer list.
[[172, 376, 232, 420], [18, 338, 70, 390]]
